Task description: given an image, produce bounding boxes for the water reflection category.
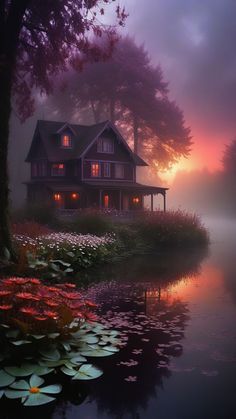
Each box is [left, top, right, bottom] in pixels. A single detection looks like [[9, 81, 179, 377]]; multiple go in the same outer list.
[[3, 222, 236, 419]]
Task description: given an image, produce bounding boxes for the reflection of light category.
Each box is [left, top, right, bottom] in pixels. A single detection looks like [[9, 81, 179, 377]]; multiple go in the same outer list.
[[54, 193, 61, 201], [146, 290, 159, 298]]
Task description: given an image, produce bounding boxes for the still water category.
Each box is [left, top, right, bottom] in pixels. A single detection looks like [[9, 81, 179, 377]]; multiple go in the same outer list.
[[2, 218, 236, 419]]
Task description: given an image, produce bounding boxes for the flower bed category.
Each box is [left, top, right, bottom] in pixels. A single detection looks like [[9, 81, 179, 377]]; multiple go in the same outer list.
[[13, 232, 117, 277], [0, 278, 121, 407]]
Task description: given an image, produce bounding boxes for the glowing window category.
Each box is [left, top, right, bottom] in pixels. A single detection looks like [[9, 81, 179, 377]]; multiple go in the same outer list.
[[51, 163, 65, 176], [91, 162, 101, 177], [61, 134, 72, 148], [54, 193, 61, 201]]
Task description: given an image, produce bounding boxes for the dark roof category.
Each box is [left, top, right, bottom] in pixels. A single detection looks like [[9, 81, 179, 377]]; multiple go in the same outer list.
[[84, 181, 168, 195], [26, 120, 148, 166]]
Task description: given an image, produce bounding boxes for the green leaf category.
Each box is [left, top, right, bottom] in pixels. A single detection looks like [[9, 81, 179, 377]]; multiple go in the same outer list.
[[6, 329, 19, 338], [5, 364, 36, 377], [70, 355, 87, 364], [80, 349, 116, 357], [3, 247, 11, 261], [33, 366, 53, 376], [80, 335, 99, 344], [0, 370, 15, 387], [47, 333, 60, 339], [24, 393, 55, 406], [39, 348, 60, 361], [72, 364, 103, 380], [12, 340, 31, 346], [60, 366, 77, 376]]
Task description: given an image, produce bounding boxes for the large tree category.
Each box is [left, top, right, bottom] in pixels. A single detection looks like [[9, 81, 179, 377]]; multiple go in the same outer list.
[[45, 36, 192, 170], [0, 0, 126, 260]]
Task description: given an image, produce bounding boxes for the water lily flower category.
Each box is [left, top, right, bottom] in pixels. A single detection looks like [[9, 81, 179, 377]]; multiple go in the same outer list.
[[5, 374, 61, 406], [0, 305, 13, 310]]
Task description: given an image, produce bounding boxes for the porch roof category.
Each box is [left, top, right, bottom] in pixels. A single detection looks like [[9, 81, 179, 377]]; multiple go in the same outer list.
[[46, 183, 82, 192], [84, 181, 168, 195]]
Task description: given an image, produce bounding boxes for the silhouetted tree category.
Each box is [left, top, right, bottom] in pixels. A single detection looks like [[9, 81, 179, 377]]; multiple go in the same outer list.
[[46, 37, 192, 170], [0, 0, 126, 259], [222, 139, 236, 175]]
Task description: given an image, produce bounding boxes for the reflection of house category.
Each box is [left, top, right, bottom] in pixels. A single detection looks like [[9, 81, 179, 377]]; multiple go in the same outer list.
[[25, 120, 168, 211]]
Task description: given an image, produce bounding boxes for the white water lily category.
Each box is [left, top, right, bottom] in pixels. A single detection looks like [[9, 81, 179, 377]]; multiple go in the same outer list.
[[5, 374, 61, 406]]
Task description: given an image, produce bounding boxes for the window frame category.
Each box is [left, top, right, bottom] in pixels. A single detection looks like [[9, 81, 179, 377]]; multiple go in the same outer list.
[[51, 163, 65, 177], [97, 137, 114, 154], [103, 162, 111, 178], [61, 134, 72, 149], [91, 162, 101, 178]]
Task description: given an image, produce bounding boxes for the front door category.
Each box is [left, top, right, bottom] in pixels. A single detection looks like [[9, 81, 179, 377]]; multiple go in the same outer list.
[[103, 194, 109, 209]]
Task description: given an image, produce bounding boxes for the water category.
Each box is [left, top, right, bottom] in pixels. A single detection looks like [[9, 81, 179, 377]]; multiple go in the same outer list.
[[2, 218, 236, 419]]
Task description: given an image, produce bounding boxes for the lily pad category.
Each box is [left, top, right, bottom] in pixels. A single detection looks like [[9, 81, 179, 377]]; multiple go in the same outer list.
[[72, 364, 103, 380], [0, 370, 15, 387]]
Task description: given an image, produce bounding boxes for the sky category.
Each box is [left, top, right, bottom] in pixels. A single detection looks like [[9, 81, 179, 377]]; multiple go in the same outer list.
[[117, 0, 236, 179]]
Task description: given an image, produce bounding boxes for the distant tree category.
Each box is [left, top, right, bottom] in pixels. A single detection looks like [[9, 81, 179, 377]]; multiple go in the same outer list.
[[0, 1, 126, 259], [222, 139, 236, 175], [45, 36, 192, 170]]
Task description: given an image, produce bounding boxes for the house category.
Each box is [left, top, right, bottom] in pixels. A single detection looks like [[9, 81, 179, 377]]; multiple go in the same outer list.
[[25, 120, 168, 211]]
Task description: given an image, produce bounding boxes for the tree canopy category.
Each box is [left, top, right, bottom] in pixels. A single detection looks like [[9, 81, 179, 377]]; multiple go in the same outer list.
[[45, 36, 192, 170]]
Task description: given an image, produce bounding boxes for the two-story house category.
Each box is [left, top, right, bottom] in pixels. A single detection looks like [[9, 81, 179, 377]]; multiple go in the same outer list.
[[25, 120, 168, 211]]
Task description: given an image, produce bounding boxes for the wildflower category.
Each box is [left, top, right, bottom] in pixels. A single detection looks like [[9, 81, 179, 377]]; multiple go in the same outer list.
[[16, 293, 40, 301]]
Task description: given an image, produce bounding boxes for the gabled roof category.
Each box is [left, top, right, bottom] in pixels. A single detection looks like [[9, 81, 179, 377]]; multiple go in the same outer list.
[[25, 120, 148, 166]]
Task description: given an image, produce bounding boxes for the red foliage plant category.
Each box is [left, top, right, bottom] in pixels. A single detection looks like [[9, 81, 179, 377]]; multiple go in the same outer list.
[[11, 222, 52, 238], [0, 278, 97, 334]]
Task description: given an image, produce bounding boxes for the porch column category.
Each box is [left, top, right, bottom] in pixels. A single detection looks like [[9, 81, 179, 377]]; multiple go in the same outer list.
[[99, 189, 102, 209], [151, 193, 154, 212], [119, 190, 122, 211], [163, 191, 166, 212]]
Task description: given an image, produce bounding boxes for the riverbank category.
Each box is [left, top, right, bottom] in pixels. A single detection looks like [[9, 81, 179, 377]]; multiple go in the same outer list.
[[6, 210, 209, 280]]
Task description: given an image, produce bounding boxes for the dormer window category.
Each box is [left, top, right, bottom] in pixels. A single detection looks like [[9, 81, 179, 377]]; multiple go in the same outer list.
[[97, 137, 114, 154], [51, 163, 65, 176], [61, 134, 72, 148]]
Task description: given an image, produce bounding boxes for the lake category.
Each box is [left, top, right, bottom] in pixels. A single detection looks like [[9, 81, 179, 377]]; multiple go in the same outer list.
[[2, 217, 236, 419]]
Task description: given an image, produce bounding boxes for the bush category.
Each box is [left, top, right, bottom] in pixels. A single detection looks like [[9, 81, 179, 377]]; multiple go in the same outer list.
[[71, 211, 114, 236], [12, 204, 58, 227], [11, 221, 52, 238], [129, 210, 209, 248]]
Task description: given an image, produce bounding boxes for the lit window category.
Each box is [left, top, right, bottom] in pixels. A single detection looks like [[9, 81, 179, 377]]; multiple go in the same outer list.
[[51, 163, 65, 176], [61, 134, 72, 148], [115, 163, 124, 179], [103, 162, 111, 178], [97, 138, 114, 153], [54, 193, 61, 201], [91, 162, 101, 177]]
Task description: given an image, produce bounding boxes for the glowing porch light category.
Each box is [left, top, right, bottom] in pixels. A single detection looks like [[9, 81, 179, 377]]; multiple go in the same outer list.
[[132, 197, 140, 204], [71, 193, 79, 199]]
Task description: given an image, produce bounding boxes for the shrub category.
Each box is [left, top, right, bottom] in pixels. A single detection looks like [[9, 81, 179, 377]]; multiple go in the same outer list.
[[12, 204, 57, 227], [71, 211, 113, 236], [130, 210, 209, 248], [11, 222, 52, 238]]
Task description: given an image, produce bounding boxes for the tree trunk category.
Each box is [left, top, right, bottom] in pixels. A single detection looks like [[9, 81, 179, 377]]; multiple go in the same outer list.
[[133, 113, 139, 154], [0, 60, 16, 260]]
